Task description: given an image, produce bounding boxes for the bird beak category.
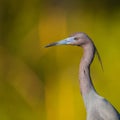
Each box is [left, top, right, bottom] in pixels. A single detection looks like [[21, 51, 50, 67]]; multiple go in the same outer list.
[[45, 37, 75, 48]]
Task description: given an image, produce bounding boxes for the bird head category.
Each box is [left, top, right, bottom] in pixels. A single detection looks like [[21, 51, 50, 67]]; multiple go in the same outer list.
[[45, 32, 92, 47], [45, 32, 103, 70]]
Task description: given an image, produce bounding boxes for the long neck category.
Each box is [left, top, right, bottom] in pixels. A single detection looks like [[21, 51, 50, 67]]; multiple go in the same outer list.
[[79, 43, 97, 106]]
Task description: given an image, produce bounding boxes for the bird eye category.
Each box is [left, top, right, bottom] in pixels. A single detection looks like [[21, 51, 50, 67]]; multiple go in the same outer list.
[[74, 37, 79, 40]]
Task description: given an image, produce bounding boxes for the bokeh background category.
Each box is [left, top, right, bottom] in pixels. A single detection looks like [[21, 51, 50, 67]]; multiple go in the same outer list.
[[1, 0, 120, 120]]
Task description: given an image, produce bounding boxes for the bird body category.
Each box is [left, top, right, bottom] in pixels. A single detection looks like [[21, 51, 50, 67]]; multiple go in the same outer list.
[[85, 90, 119, 120], [45, 32, 120, 120]]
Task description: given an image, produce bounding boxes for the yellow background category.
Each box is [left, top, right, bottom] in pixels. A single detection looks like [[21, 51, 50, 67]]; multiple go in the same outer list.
[[0, 0, 120, 120]]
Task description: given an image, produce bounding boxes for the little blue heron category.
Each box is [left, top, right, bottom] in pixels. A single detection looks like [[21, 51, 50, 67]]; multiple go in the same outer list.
[[45, 32, 120, 120]]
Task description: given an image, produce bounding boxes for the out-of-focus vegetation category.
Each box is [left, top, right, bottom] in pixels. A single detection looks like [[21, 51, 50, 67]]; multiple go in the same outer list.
[[0, 0, 120, 120]]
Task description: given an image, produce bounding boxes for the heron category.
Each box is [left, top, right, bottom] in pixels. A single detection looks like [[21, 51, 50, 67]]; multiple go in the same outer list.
[[45, 32, 120, 120]]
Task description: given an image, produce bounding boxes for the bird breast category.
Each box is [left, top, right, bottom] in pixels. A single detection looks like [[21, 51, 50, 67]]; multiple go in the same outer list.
[[87, 96, 120, 120]]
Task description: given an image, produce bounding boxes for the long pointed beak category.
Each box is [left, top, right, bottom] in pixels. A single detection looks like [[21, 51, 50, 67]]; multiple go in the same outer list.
[[45, 37, 75, 48]]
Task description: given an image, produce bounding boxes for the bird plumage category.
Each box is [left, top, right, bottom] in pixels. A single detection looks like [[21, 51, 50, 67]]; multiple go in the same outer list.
[[45, 32, 120, 120]]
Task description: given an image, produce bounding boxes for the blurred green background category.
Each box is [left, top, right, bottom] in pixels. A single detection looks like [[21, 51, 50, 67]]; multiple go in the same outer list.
[[0, 0, 120, 120]]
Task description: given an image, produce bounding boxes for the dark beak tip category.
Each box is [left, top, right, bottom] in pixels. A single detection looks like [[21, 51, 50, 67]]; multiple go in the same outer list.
[[44, 45, 50, 48], [44, 42, 57, 48]]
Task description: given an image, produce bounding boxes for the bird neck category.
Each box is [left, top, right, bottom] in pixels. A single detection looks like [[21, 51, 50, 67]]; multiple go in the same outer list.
[[79, 43, 97, 106]]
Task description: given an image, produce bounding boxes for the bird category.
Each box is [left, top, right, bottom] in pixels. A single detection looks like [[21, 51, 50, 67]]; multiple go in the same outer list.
[[45, 32, 120, 120]]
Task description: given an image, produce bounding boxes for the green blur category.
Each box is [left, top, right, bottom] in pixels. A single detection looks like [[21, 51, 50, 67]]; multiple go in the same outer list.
[[0, 0, 120, 120]]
